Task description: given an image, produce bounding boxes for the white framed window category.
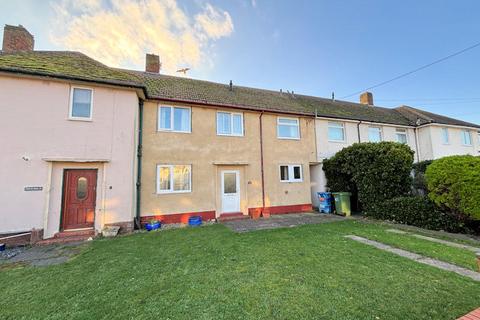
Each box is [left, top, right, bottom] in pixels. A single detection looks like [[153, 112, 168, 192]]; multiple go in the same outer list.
[[395, 128, 408, 144], [69, 87, 93, 120], [217, 112, 244, 136], [441, 128, 449, 144], [328, 122, 345, 142], [461, 130, 472, 146], [156, 165, 192, 194], [279, 164, 303, 182], [277, 117, 300, 139], [158, 106, 191, 133], [368, 126, 382, 142]]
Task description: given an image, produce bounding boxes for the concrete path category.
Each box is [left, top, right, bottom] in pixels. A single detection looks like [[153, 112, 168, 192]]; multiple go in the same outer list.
[[223, 212, 345, 233], [0, 242, 86, 268], [386, 229, 480, 252], [345, 235, 480, 282]]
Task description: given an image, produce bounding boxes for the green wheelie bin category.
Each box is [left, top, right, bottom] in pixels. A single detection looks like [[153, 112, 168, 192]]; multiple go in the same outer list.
[[332, 192, 352, 216]]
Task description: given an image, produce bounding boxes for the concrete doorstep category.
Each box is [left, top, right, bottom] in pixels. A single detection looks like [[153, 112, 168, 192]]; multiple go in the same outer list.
[[345, 235, 480, 282]]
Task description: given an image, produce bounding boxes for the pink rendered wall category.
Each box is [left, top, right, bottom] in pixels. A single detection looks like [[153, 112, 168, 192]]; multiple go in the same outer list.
[[0, 75, 138, 234]]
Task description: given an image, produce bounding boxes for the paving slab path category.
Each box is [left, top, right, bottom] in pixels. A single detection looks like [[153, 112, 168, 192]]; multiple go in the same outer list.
[[222, 212, 345, 233], [386, 229, 480, 252], [345, 235, 480, 282]]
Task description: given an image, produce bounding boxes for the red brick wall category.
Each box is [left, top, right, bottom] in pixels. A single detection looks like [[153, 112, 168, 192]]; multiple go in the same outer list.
[[141, 211, 216, 224], [2, 25, 34, 52]]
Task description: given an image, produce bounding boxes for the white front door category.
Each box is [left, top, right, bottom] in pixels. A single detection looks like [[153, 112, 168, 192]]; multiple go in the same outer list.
[[221, 170, 240, 213]]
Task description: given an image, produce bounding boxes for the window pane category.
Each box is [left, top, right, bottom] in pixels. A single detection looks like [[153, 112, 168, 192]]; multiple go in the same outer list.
[[442, 128, 449, 144], [173, 165, 190, 191], [72, 88, 92, 118], [159, 107, 171, 130], [293, 166, 301, 180], [462, 131, 472, 145], [159, 167, 171, 191], [232, 114, 243, 135], [76, 177, 87, 200], [173, 108, 190, 132], [328, 126, 344, 141], [217, 112, 231, 134], [368, 127, 381, 142], [280, 166, 289, 181], [278, 118, 298, 125], [278, 124, 299, 138], [224, 172, 236, 193]]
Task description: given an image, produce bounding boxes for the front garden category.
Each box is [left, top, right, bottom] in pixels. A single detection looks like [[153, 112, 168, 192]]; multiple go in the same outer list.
[[1, 220, 479, 320]]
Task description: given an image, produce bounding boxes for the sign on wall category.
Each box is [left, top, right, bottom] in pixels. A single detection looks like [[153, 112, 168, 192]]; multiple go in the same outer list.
[[24, 186, 43, 192]]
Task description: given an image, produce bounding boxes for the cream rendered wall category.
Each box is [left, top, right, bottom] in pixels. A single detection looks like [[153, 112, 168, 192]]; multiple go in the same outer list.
[[311, 118, 416, 207], [427, 125, 480, 160], [141, 101, 316, 218], [0, 75, 138, 235]]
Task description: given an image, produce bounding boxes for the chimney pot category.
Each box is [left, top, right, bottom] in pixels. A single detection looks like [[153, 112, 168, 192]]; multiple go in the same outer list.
[[360, 92, 374, 106], [145, 53, 161, 73], [2, 24, 34, 52]]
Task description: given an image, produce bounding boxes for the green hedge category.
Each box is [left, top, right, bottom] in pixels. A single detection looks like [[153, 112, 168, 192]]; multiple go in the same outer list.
[[365, 196, 471, 233], [323, 142, 414, 212], [425, 155, 480, 220]]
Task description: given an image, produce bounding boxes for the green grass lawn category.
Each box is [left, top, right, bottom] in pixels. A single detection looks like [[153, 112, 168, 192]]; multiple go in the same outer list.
[[1, 220, 479, 320], [348, 221, 479, 271]]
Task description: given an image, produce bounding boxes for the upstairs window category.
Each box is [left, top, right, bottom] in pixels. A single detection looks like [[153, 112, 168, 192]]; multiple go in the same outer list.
[[277, 117, 300, 139], [328, 122, 345, 142], [395, 129, 408, 144], [441, 128, 449, 144], [158, 106, 191, 133], [461, 130, 472, 146], [368, 126, 382, 142], [280, 165, 302, 182], [70, 87, 93, 120], [217, 112, 244, 136]]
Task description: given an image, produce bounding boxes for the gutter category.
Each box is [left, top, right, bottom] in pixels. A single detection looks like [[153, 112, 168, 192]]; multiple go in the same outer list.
[[134, 99, 144, 229], [259, 112, 267, 217], [414, 126, 421, 162]]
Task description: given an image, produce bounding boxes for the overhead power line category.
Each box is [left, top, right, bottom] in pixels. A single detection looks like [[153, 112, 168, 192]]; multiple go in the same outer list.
[[341, 41, 480, 99]]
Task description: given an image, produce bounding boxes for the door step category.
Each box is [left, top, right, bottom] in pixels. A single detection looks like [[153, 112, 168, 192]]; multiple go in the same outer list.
[[218, 212, 249, 222], [36, 230, 95, 246]]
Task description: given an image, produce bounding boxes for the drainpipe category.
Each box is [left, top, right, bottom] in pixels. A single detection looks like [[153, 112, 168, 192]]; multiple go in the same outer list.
[[357, 120, 362, 142], [259, 112, 267, 218], [134, 99, 144, 229], [414, 126, 420, 162]]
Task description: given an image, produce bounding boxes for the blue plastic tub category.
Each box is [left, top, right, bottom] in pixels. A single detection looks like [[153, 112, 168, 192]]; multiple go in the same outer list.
[[0, 243, 5, 252], [317, 192, 333, 213], [145, 221, 161, 231], [188, 216, 202, 226]]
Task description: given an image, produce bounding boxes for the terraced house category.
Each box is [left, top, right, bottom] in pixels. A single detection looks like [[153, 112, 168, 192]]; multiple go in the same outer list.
[[1, 25, 479, 243]]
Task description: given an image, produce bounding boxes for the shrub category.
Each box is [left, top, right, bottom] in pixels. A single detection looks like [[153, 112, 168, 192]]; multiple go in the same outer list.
[[412, 160, 433, 195], [323, 142, 414, 213], [366, 196, 471, 233], [425, 155, 480, 220]]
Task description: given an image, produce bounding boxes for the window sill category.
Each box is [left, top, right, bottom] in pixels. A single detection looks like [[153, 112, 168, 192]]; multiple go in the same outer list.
[[68, 117, 92, 122], [328, 139, 346, 143], [277, 137, 300, 140], [280, 180, 303, 183], [217, 133, 244, 137], [156, 190, 192, 195], [157, 129, 191, 134]]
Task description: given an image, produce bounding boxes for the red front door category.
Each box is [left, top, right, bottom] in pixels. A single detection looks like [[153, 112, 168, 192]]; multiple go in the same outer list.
[[61, 169, 97, 230]]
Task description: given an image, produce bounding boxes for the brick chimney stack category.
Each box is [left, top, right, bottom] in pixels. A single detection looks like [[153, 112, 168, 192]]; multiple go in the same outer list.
[[145, 53, 161, 73], [360, 92, 374, 106], [2, 24, 34, 53]]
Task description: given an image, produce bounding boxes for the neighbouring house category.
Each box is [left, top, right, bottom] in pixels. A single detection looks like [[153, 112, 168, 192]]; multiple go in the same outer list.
[[0, 25, 142, 244], [0, 24, 479, 242]]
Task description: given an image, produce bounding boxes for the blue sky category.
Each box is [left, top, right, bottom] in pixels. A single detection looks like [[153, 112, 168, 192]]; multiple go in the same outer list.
[[1, 0, 480, 124]]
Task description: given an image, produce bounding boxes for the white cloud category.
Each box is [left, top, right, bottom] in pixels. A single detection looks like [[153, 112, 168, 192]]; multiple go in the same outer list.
[[49, 0, 234, 74], [251, 0, 257, 8]]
